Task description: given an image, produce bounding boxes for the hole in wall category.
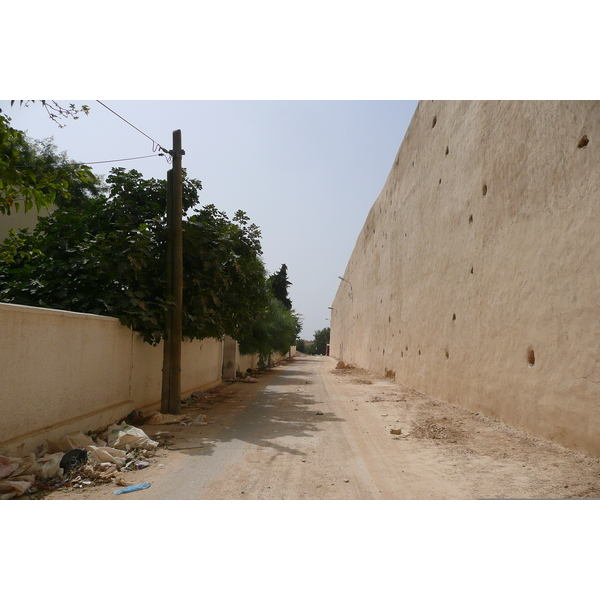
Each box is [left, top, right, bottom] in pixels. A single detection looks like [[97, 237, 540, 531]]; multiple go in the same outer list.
[[482, 184, 488, 196], [445, 349, 450, 359], [405, 346, 408, 351], [470, 267, 474, 274], [439, 179, 442, 184], [452, 313, 456, 321], [445, 146, 449, 155], [527, 347, 536, 366], [418, 350, 421, 355], [401, 351, 404, 358], [432, 116, 437, 128], [469, 214, 473, 224], [578, 135, 589, 148]]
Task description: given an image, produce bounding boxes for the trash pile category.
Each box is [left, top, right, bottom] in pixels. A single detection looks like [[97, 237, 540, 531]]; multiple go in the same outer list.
[[0, 417, 190, 500]]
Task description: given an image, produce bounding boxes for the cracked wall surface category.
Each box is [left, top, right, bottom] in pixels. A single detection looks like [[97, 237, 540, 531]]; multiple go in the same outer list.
[[330, 100, 600, 456]]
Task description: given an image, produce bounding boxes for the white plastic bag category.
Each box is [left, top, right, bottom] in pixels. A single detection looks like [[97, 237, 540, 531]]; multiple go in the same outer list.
[[0, 456, 20, 480], [107, 422, 159, 450], [191, 414, 208, 425], [47, 432, 96, 453], [86, 445, 127, 467], [23, 452, 64, 479], [0, 475, 35, 500]]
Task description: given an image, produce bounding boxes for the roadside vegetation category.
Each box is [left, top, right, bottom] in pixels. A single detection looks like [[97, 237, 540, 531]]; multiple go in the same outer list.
[[0, 105, 301, 357], [297, 327, 330, 355]]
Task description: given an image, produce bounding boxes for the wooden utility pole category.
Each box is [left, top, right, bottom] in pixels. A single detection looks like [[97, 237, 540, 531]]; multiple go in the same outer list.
[[161, 130, 185, 414], [161, 170, 174, 414]]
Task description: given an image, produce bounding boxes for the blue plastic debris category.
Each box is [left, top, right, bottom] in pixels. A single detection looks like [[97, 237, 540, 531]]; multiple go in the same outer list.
[[114, 482, 151, 495]]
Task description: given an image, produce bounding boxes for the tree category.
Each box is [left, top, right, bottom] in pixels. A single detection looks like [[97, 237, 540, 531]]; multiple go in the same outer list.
[[313, 327, 330, 355], [268, 263, 292, 310], [9, 101, 90, 128], [1, 125, 303, 360], [0, 110, 97, 215], [237, 293, 301, 367], [0, 165, 272, 345]]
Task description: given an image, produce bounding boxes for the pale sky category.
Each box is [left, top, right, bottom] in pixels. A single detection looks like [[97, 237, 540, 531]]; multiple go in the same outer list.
[[1, 100, 418, 338]]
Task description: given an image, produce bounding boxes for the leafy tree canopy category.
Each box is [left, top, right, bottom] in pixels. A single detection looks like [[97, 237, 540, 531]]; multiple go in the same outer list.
[[1, 118, 303, 360], [0, 110, 97, 215], [237, 293, 302, 366], [268, 263, 292, 310], [313, 327, 330, 355], [0, 165, 273, 345]]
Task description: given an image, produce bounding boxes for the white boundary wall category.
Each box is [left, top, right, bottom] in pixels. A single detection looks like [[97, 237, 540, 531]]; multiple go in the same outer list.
[[0, 303, 224, 456]]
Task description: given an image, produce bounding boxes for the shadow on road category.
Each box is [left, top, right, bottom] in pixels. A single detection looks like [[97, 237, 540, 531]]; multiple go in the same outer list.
[[172, 357, 344, 459]]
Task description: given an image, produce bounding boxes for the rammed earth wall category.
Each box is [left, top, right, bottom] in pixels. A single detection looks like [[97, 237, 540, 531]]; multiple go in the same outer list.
[[330, 100, 600, 457]]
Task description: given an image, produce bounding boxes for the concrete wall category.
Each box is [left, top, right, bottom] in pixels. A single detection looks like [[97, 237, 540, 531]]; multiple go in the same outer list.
[[330, 101, 600, 457], [0, 303, 224, 456], [0, 205, 51, 242], [1, 302, 297, 456]]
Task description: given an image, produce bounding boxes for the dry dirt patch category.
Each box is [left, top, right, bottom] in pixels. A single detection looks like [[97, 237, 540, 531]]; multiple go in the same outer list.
[[334, 365, 600, 499]]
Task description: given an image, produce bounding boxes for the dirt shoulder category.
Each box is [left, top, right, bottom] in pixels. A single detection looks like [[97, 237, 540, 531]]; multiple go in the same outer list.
[[331, 361, 600, 499]]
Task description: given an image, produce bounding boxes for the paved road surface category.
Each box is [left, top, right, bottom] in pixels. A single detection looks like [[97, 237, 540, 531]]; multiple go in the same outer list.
[[56, 355, 600, 500]]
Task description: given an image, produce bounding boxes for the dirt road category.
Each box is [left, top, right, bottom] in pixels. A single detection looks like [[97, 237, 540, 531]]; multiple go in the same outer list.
[[51, 355, 600, 500]]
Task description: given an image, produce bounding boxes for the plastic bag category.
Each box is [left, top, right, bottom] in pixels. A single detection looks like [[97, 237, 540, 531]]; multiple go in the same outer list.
[[0, 475, 35, 500], [190, 414, 208, 425], [107, 422, 159, 450], [23, 452, 64, 479], [114, 481, 151, 495], [86, 445, 127, 467], [0, 456, 20, 480], [146, 412, 191, 425], [9, 454, 37, 478], [47, 432, 96, 453]]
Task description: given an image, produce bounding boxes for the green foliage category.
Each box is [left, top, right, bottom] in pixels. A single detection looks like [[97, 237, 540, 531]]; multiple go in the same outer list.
[[1, 119, 303, 357], [0, 111, 98, 215], [237, 294, 301, 366], [182, 204, 270, 342], [268, 263, 292, 310], [313, 327, 330, 355], [0, 163, 284, 347]]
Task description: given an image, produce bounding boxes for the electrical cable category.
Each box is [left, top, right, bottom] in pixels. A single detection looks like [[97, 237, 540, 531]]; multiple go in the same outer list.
[[81, 154, 164, 165], [95, 100, 172, 162], [12, 154, 164, 169]]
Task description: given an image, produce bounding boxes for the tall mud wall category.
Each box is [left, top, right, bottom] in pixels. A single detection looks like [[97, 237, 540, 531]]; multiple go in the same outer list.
[[330, 100, 600, 457]]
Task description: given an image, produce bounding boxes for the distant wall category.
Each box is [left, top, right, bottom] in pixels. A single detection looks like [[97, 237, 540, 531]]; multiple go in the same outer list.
[[236, 346, 297, 373], [0, 303, 224, 456], [330, 101, 600, 457]]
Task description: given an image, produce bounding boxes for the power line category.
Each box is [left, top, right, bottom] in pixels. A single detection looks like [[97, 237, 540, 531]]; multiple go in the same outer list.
[[13, 154, 165, 169], [96, 100, 172, 161], [82, 154, 164, 165]]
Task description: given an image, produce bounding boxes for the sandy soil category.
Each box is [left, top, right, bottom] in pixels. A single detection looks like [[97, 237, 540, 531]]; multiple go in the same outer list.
[[42, 355, 600, 500]]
